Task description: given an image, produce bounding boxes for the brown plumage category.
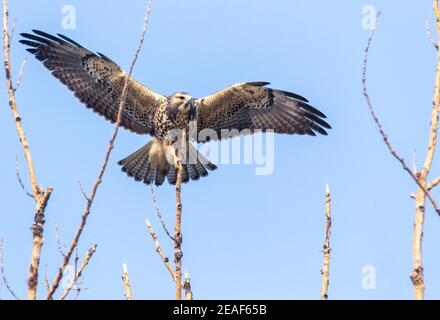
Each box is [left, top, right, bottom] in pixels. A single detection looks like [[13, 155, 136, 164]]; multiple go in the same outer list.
[[20, 30, 330, 186]]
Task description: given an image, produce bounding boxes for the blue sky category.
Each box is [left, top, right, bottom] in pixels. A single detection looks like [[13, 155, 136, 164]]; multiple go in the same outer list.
[[1, 0, 440, 299]]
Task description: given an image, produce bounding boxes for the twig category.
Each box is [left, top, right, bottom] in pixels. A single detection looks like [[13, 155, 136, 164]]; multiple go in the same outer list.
[[59, 244, 97, 300], [0, 240, 20, 300], [15, 155, 32, 198], [426, 20, 439, 50], [54, 217, 66, 258], [3, 0, 54, 299], [45, 0, 153, 300], [145, 219, 175, 281], [78, 181, 90, 202], [320, 184, 332, 300], [149, 184, 175, 240], [121, 263, 133, 300], [183, 270, 193, 300], [427, 176, 440, 190], [14, 59, 26, 91], [413, 149, 418, 173], [44, 264, 49, 293]]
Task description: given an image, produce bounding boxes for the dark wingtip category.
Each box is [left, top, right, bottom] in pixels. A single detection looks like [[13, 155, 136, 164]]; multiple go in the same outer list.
[[246, 81, 270, 87], [56, 33, 84, 48]]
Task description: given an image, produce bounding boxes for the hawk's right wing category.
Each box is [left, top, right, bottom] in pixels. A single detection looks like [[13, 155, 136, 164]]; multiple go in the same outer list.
[[20, 30, 164, 135], [195, 82, 330, 141]]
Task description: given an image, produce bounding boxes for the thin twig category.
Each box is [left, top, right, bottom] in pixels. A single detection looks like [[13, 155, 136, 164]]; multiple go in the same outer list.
[[78, 181, 90, 202], [320, 184, 332, 300], [145, 219, 175, 281], [14, 58, 26, 91], [426, 20, 439, 50], [15, 155, 32, 198], [54, 217, 66, 258], [45, 0, 153, 300], [427, 176, 440, 190], [0, 240, 20, 300], [3, 0, 54, 299], [413, 149, 418, 174], [44, 264, 49, 293], [149, 184, 174, 240], [121, 263, 133, 300], [59, 244, 97, 300]]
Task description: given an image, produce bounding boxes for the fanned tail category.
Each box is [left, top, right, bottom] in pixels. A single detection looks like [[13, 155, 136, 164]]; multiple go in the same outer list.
[[118, 138, 217, 186]]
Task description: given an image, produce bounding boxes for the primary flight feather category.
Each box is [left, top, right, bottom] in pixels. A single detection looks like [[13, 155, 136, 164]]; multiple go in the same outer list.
[[20, 30, 331, 186]]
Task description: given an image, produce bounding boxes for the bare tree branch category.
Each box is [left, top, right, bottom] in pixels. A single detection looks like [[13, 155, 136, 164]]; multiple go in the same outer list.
[[426, 20, 439, 50], [45, 0, 153, 300], [14, 59, 26, 92], [121, 263, 133, 300], [59, 244, 97, 300], [145, 219, 175, 281], [320, 184, 332, 300], [427, 176, 440, 190], [149, 184, 174, 240], [0, 240, 20, 300], [3, 0, 54, 299], [15, 155, 32, 198], [54, 217, 66, 258]]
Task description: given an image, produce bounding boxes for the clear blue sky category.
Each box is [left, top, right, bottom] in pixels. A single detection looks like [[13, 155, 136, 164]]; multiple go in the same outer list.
[[1, 0, 440, 299]]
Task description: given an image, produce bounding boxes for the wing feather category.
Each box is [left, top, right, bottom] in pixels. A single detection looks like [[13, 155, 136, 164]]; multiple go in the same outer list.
[[195, 82, 330, 141], [20, 30, 164, 135]]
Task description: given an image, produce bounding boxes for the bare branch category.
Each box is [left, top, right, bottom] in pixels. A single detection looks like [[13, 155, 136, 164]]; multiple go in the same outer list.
[[44, 264, 49, 293], [14, 59, 26, 92], [145, 219, 175, 281], [45, 0, 153, 300], [149, 184, 174, 240], [320, 184, 332, 300], [427, 176, 440, 190], [59, 244, 97, 300], [121, 263, 133, 300], [0, 240, 20, 300], [54, 217, 66, 258], [3, 0, 54, 299], [15, 155, 32, 198], [78, 181, 90, 202], [426, 20, 439, 50]]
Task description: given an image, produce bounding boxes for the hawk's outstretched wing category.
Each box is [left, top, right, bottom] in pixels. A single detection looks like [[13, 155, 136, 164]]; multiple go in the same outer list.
[[20, 30, 165, 135], [195, 82, 330, 141]]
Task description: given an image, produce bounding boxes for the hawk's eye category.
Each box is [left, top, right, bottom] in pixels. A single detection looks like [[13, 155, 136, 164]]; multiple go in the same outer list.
[[179, 96, 185, 100]]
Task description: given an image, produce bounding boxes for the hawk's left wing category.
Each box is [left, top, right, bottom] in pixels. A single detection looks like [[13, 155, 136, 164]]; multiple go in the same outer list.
[[194, 82, 330, 141], [20, 30, 165, 135]]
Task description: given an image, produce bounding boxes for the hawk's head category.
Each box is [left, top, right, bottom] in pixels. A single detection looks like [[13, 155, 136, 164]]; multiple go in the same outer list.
[[167, 92, 196, 121]]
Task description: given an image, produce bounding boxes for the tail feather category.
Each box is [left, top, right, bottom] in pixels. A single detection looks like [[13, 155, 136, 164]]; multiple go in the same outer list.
[[167, 165, 177, 185], [118, 138, 217, 186]]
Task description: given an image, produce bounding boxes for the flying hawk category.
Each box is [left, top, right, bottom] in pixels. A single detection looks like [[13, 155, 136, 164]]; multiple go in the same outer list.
[[20, 30, 331, 186]]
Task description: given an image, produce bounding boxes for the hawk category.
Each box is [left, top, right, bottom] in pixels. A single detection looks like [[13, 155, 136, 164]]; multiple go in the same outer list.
[[20, 30, 331, 186]]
